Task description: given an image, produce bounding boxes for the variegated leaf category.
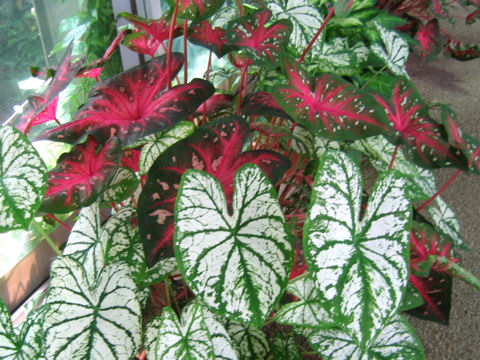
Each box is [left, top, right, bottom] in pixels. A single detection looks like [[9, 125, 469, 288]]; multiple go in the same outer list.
[[300, 314, 424, 359], [0, 126, 47, 232], [101, 167, 139, 204], [141, 257, 179, 287], [275, 276, 334, 328], [304, 151, 411, 346], [271, 332, 302, 360], [223, 320, 269, 360], [145, 303, 238, 360], [311, 38, 358, 76], [175, 165, 292, 326], [291, 125, 341, 158], [427, 197, 465, 249], [43, 257, 142, 360], [371, 22, 409, 77]]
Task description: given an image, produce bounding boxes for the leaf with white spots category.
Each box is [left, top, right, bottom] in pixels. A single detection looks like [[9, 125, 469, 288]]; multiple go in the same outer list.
[[43, 257, 142, 360], [135, 121, 195, 175], [271, 332, 302, 360], [145, 302, 238, 360], [275, 276, 334, 328], [304, 151, 411, 346], [310, 38, 358, 76], [101, 167, 139, 204], [299, 314, 424, 359], [291, 125, 341, 158], [353, 135, 437, 202], [371, 22, 409, 77], [427, 197, 466, 249], [266, 0, 323, 57], [223, 320, 269, 360], [0, 126, 47, 232], [175, 164, 293, 326]]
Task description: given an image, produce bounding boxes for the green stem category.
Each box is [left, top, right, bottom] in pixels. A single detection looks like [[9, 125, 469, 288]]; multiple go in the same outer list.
[[432, 255, 480, 291], [361, 65, 389, 89], [32, 220, 62, 256], [263, 317, 276, 326]]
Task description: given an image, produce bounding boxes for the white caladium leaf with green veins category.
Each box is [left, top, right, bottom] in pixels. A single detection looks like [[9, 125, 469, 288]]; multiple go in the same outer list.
[[0, 126, 47, 232], [427, 196, 466, 249], [223, 319, 269, 360], [353, 135, 437, 202], [43, 257, 142, 360], [304, 151, 412, 346], [267, 0, 323, 56], [101, 167, 139, 203], [141, 257, 179, 287], [311, 38, 358, 76], [371, 22, 409, 77], [271, 332, 302, 360], [145, 303, 238, 360], [174, 164, 292, 326], [299, 314, 424, 359], [275, 276, 334, 328], [292, 126, 341, 158]]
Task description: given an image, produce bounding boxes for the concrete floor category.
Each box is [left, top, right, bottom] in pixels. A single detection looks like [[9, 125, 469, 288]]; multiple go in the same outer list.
[[405, 11, 480, 360]]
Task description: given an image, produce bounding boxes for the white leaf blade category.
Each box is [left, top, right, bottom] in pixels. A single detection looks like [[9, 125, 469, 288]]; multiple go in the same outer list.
[[223, 320, 269, 360], [427, 197, 465, 248], [372, 22, 409, 77]]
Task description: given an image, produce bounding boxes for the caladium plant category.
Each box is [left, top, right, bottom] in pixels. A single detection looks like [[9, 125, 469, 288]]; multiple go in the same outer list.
[[2, 1, 480, 359]]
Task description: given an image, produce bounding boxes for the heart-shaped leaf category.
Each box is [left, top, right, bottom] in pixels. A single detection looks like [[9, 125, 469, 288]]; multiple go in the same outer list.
[[371, 21, 409, 76], [175, 164, 293, 326], [274, 61, 388, 140], [138, 117, 290, 265], [415, 19, 444, 62], [122, 32, 162, 57], [118, 12, 182, 42], [194, 94, 235, 117], [40, 136, 121, 213], [101, 167, 139, 204], [43, 257, 142, 360], [145, 302, 238, 360], [271, 332, 302, 360], [427, 197, 465, 249], [241, 91, 292, 119], [189, 20, 235, 57], [167, 0, 225, 20], [0, 126, 47, 232], [223, 320, 269, 360], [227, 8, 292, 67], [304, 151, 411, 345]]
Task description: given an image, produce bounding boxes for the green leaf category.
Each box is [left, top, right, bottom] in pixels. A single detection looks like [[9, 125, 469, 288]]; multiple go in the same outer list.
[[223, 320, 269, 360], [101, 167, 139, 204], [0, 126, 47, 232], [311, 38, 358, 76], [43, 257, 142, 360], [174, 164, 293, 326], [304, 151, 412, 346], [400, 282, 424, 311], [427, 197, 466, 249], [271, 332, 302, 360], [145, 303, 238, 360], [291, 126, 341, 158], [371, 21, 409, 77], [300, 314, 424, 359], [141, 257, 179, 287], [275, 276, 334, 328]]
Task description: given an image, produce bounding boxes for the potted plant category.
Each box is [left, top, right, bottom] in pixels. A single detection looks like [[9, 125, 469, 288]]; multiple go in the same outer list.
[[1, 0, 479, 359]]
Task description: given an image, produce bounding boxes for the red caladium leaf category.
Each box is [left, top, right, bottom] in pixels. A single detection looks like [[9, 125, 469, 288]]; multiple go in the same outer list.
[[17, 97, 59, 135], [241, 91, 292, 120], [76, 67, 103, 81], [119, 12, 183, 42], [431, 0, 449, 19], [188, 20, 235, 57], [138, 116, 291, 265], [194, 93, 234, 116], [167, 0, 225, 20], [40, 136, 121, 213], [273, 60, 388, 140], [374, 79, 467, 168], [445, 39, 480, 61], [121, 148, 142, 173], [227, 8, 292, 67], [122, 31, 162, 57], [38, 54, 215, 146], [415, 19, 444, 62], [466, 9, 480, 24]]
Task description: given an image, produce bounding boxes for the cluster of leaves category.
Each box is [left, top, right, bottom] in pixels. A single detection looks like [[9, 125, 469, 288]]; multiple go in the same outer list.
[[1, 0, 480, 359]]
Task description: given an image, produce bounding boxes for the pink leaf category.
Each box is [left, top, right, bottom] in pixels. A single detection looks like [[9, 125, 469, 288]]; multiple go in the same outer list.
[[17, 97, 59, 134], [415, 19, 444, 62], [188, 20, 234, 57]]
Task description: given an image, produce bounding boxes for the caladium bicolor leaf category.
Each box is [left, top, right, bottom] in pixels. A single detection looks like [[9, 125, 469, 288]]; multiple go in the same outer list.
[[400, 282, 425, 311], [415, 19, 444, 62], [241, 91, 292, 119], [120, 148, 141, 172], [140, 257, 179, 287], [167, 0, 225, 20], [101, 167, 139, 204], [0, 126, 47, 232], [271, 332, 302, 360], [445, 39, 480, 61], [194, 94, 234, 117], [39, 54, 214, 146], [227, 8, 292, 67], [138, 116, 290, 265], [371, 21, 409, 76], [189, 20, 234, 57], [274, 61, 388, 140], [291, 125, 341, 158], [134, 121, 195, 175], [0, 299, 46, 359], [427, 197, 465, 249], [175, 165, 292, 326], [304, 151, 411, 345], [145, 303, 238, 360], [374, 79, 467, 169], [310, 38, 358, 76], [122, 32, 162, 57], [43, 257, 142, 360], [40, 136, 121, 213], [353, 135, 437, 202], [300, 314, 424, 359], [266, 0, 323, 57], [17, 97, 58, 135], [223, 320, 269, 360], [275, 276, 334, 328], [118, 12, 182, 42]]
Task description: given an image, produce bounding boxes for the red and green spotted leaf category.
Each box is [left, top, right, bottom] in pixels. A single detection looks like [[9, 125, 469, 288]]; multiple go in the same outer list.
[[188, 20, 236, 58], [38, 54, 214, 146], [226, 8, 292, 67], [194, 93, 235, 117], [167, 0, 225, 20], [374, 79, 467, 169], [273, 61, 388, 140], [414, 19, 444, 62], [118, 12, 183, 42], [40, 136, 121, 213], [241, 91, 292, 119], [138, 116, 290, 265], [122, 31, 162, 57], [445, 39, 480, 61], [17, 97, 58, 135]]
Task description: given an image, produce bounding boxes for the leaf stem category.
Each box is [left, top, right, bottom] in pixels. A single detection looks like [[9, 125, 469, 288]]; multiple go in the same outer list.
[[46, 213, 71, 232], [167, 0, 180, 89], [299, 6, 335, 63], [236, 63, 249, 115], [31, 220, 62, 256], [183, 20, 188, 84], [388, 145, 399, 170], [417, 169, 461, 212]]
